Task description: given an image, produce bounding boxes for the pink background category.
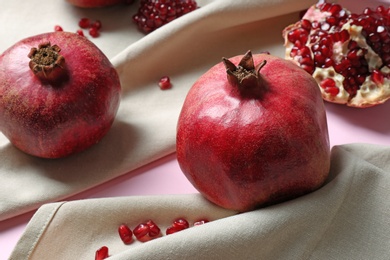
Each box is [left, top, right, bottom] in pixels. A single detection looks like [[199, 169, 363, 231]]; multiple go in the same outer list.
[[1, 0, 390, 259]]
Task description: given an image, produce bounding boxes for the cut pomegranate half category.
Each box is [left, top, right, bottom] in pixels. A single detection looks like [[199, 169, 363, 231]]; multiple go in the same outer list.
[[283, 2, 390, 107]]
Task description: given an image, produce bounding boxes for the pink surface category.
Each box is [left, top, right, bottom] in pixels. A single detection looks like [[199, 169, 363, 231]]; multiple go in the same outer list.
[[2, 0, 390, 259]]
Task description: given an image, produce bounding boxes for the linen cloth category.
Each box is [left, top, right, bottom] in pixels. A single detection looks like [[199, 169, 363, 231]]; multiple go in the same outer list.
[[0, 0, 316, 221], [9, 143, 390, 259]]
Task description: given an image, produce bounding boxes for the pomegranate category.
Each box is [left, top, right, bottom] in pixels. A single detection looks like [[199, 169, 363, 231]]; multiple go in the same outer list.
[[176, 51, 330, 212], [0, 32, 121, 158], [283, 2, 390, 107], [66, 0, 127, 8], [133, 0, 198, 34]]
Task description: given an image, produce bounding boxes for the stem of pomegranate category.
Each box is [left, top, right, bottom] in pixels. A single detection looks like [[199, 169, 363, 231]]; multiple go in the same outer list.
[[223, 50, 267, 98]]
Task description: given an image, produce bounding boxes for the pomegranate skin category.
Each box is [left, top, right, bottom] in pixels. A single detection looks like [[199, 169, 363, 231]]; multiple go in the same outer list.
[[0, 32, 121, 158], [66, 0, 125, 8], [176, 52, 330, 212]]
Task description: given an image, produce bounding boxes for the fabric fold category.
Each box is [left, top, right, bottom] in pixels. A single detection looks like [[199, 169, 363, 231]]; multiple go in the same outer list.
[[0, 0, 316, 221], [10, 143, 390, 260]]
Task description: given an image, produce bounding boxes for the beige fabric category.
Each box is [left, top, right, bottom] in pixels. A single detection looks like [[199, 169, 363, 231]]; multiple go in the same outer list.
[[10, 144, 390, 259], [0, 0, 316, 221]]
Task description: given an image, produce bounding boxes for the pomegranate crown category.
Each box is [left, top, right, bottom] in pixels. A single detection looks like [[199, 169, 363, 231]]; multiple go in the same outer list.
[[223, 50, 267, 97], [28, 41, 66, 83]]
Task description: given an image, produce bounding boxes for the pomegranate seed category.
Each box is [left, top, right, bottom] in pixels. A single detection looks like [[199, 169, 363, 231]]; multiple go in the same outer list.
[[166, 217, 190, 235], [300, 19, 312, 31], [89, 27, 100, 38], [172, 218, 190, 229], [118, 224, 133, 244], [78, 18, 90, 29], [133, 220, 161, 241], [95, 246, 109, 260], [193, 219, 209, 226], [76, 29, 84, 36], [92, 20, 102, 30], [320, 78, 336, 89], [372, 69, 384, 85], [133, 223, 149, 240], [159, 76, 172, 90], [54, 25, 63, 32], [146, 220, 161, 237]]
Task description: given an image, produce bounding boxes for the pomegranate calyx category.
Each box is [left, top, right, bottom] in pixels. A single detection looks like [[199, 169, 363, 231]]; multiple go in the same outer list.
[[223, 50, 267, 98], [28, 41, 66, 83]]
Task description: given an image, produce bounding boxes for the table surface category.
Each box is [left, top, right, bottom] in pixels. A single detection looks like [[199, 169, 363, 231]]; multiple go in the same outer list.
[[2, 0, 390, 259]]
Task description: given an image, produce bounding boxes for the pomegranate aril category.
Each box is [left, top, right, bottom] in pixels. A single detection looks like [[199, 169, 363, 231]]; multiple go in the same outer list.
[[159, 76, 172, 90], [146, 220, 161, 237], [118, 224, 133, 244], [92, 20, 102, 30], [325, 86, 340, 96], [89, 27, 100, 38], [76, 30, 84, 36], [54, 25, 63, 32], [79, 18, 91, 29], [172, 218, 189, 229], [95, 246, 109, 260], [133, 220, 161, 241], [193, 219, 209, 226], [133, 223, 149, 240], [372, 69, 384, 85]]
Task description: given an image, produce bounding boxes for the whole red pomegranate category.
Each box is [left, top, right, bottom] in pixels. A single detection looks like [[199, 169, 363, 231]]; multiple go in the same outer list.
[[283, 2, 390, 107], [0, 32, 121, 158], [176, 51, 330, 212]]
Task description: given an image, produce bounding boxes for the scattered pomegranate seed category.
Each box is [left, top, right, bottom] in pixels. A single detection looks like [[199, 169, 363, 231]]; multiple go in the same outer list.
[[76, 29, 85, 36], [159, 76, 172, 90], [166, 217, 189, 235], [92, 20, 102, 30], [78, 18, 91, 29], [193, 218, 209, 226], [54, 25, 63, 32], [118, 224, 133, 244], [133, 220, 161, 242], [95, 246, 109, 260], [89, 27, 100, 38]]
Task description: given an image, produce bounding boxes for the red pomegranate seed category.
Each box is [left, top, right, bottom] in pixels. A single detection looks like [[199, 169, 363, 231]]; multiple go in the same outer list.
[[146, 220, 161, 237], [372, 69, 384, 85], [325, 86, 340, 96], [172, 218, 189, 229], [159, 76, 172, 90], [193, 219, 209, 226], [95, 246, 109, 260], [133, 220, 161, 241], [118, 224, 133, 244], [54, 25, 63, 32], [89, 27, 100, 38], [133, 223, 149, 240], [76, 29, 84, 36], [166, 218, 190, 235], [92, 20, 102, 30], [320, 78, 336, 89], [79, 18, 90, 29]]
